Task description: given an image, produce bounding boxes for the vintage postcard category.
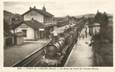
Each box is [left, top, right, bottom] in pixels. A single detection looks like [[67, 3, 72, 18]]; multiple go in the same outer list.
[[0, 0, 114, 72]]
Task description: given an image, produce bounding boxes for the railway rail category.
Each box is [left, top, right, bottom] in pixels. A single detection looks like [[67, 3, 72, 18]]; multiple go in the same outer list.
[[13, 40, 76, 67]]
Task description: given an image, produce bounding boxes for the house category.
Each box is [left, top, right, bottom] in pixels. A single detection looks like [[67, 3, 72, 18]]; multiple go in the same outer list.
[[88, 23, 100, 36], [15, 6, 55, 40], [15, 19, 44, 40], [22, 6, 54, 25]]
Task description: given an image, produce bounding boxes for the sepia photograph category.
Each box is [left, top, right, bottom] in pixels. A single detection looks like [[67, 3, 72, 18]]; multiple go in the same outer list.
[[3, 1, 113, 67]]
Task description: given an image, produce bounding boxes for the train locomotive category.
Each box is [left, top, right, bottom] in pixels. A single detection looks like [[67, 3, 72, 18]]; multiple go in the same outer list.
[[13, 20, 85, 67], [39, 25, 79, 67]]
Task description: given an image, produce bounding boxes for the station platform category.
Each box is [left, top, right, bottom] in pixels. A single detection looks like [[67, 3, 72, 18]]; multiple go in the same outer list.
[[4, 39, 50, 67], [64, 36, 93, 67]]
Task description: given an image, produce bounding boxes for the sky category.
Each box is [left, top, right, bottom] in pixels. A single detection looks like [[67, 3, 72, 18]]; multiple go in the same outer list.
[[4, 0, 113, 17]]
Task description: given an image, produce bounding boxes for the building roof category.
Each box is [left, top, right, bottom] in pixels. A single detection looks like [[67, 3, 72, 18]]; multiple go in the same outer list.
[[15, 32, 25, 37], [22, 7, 53, 17], [23, 19, 44, 29], [4, 10, 14, 17], [88, 23, 100, 27], [4, 10, 14, 25]]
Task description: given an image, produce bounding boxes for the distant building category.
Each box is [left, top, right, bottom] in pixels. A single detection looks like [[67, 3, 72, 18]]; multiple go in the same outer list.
[[22, 6, 54, 25], [88, 23, 100, 36], [54, 16, 77, 27]]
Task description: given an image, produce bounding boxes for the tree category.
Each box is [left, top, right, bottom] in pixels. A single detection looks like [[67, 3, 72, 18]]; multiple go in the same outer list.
[[95, 10, 103, 24], [95, 11, 109, 37], [11, 14, 23, 30], [11, 14, 23, 45]]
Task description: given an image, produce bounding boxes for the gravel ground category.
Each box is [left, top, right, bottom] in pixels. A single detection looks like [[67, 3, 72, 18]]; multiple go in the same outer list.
[[4, 39, 50, 67], [65, 35, 93, 67]]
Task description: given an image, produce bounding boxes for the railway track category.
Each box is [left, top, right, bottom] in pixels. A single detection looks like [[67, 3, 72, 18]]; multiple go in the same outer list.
[[13, 23, 82, 67], [14, 49, 44, 67], [12, 43, 48, 67], [13, 41, 76, 67]]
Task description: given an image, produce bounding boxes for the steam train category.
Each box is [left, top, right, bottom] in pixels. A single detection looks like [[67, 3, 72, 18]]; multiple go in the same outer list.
[[38, 25, 79, 67]]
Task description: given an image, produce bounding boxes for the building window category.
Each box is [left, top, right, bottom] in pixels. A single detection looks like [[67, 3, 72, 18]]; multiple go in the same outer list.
[[22, 30, 27, 37]]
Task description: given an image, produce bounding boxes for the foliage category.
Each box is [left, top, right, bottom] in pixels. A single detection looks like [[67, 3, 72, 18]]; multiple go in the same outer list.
[[91, 11, 113, 66], [11, 14, 23, 30], [95, 11, 109, 36]]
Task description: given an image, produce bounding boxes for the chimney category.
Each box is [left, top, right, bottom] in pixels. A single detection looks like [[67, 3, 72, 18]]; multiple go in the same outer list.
[[32, 18, 34, 20], [97, 10, 100, 13], [29, 6, 32, 10], [34, 6, 36, 9], [42, 5, 46, 12]]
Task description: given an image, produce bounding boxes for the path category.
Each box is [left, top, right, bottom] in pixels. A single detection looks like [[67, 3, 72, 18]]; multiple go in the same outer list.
[[4, 39, 50, 67], [65, 29, 93, 67]]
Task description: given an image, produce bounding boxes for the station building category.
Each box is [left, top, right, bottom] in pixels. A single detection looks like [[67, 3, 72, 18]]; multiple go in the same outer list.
[[15, 6, 54, 40]]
